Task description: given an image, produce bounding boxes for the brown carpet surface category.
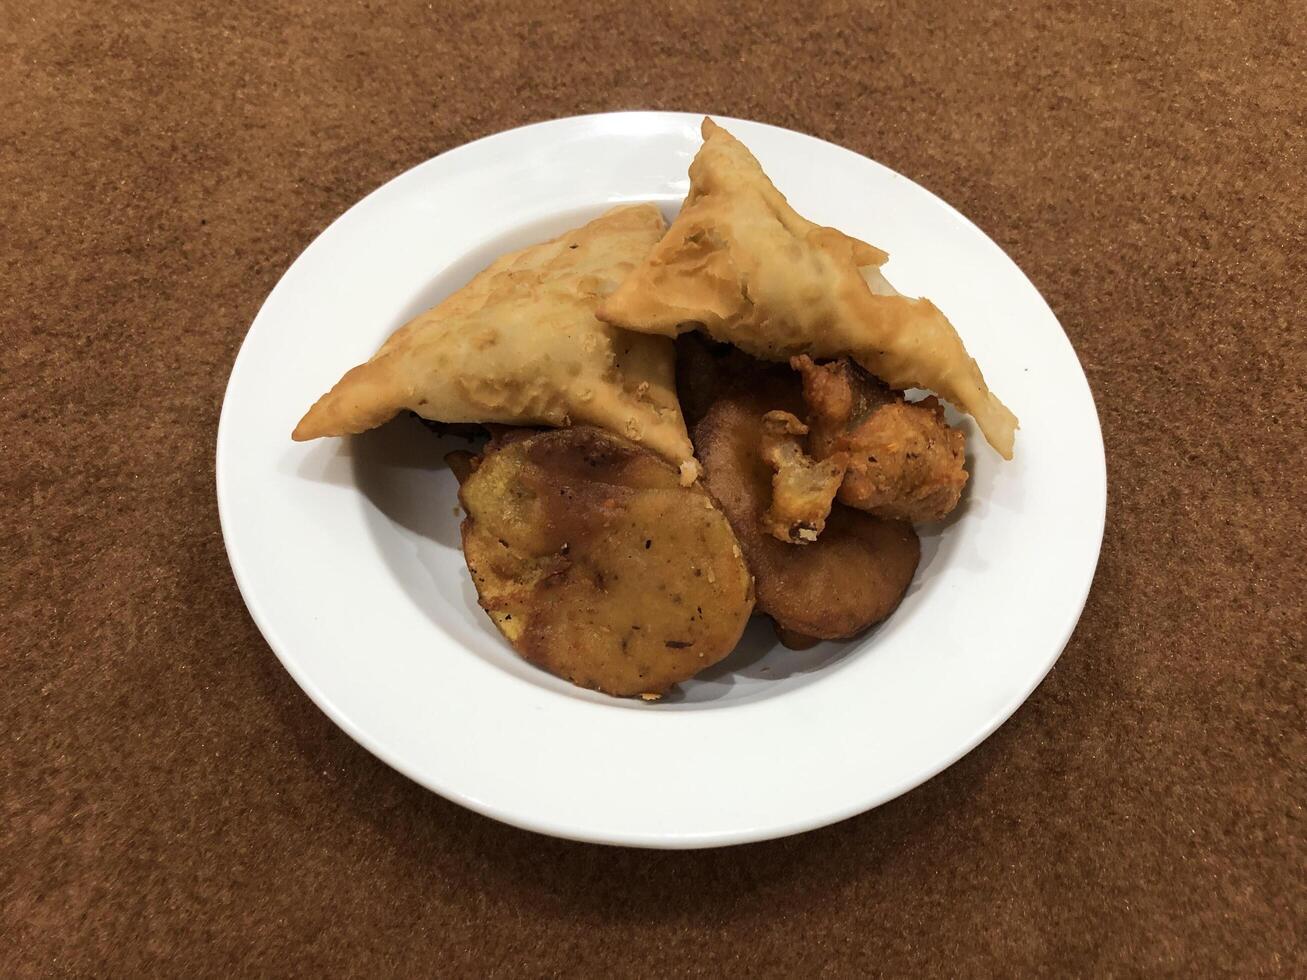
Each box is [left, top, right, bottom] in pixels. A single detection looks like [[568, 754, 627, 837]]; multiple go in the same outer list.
[[3, 1, 1304, 975]]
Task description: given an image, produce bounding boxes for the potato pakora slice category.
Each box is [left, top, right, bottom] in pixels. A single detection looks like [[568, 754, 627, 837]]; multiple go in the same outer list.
[[693, 381, 920, 640], [457, 426, 754, 697]]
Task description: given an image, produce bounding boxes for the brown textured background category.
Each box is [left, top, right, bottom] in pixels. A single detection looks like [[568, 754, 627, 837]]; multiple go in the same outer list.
[[3, 0, 1304, 975]]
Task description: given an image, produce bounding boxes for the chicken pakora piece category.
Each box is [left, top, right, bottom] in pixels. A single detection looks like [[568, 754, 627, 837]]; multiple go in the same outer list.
[[793, 355, 968, 523], [693, 378, 920, 640], [457, 426, 754, 698]]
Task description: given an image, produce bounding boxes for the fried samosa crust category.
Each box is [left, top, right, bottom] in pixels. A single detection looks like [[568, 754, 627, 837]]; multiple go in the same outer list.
[[598, 119, 1017, 459], [294, 204, 698, 481]]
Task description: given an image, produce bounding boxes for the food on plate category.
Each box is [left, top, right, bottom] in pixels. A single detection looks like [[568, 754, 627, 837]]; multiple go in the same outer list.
[[794, 356, 968, 523], [674, 331, 733, 428], [673, 331, 790, 428], [293, 118, 1003, 698], [693, 378, 920, 640], [457, 426, 754, 697], [597, 118, 1018, 459], [757, 410, 846, 544], [775, 627, 822, 650], [294, 204, 699, 482], [443, 448, 479, 484]]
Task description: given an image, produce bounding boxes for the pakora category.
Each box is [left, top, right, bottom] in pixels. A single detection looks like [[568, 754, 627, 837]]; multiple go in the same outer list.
[[693, 379, 920, 640], [757, 410, 847, 544], [794, 356, 968, 523], [458, 426, 754, 697]]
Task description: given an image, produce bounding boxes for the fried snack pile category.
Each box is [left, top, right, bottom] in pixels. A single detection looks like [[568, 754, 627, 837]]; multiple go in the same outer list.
[[295, 120, 1003, 697], [598, 119, 1018, 459], [457, 427, 753, 697], [294, 205, 698, 481], [794, 356, 969, 524], [692, 372, 920, 640]]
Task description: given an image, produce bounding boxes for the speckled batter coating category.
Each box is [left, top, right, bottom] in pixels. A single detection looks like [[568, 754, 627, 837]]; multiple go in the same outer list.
[[457, 427, 753, 697]]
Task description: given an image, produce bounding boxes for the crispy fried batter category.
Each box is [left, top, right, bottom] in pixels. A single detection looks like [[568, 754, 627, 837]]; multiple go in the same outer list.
[[443, 449, 479, 484], [457, 427, 754, 697], [693, 376, 920, 640], [794, 356, 969, 523], [758, 411, 847, 544]]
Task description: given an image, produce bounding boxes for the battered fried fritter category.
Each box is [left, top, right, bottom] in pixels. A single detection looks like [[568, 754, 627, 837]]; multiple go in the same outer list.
[[693, 380, 920, 640], [457, 426, 754, 697], [774, 627, 822, 650], [758, 411, 847, 544], [794, 356, 968, 524]]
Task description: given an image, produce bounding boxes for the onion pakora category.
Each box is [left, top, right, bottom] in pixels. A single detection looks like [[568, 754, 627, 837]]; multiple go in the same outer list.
[[692, 379, 920, 640], [794, 356, 968, 523], [457, 426, 754, 697]]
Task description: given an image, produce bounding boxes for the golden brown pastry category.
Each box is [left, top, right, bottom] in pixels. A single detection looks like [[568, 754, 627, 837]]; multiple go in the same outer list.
[[294, 204, 699, 482], [794, 356, 968, 523], [457, 426, 754, 698], [598, 118, 1018, 459]]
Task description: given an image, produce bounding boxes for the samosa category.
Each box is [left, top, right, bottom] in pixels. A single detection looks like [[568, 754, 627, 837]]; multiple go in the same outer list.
[[294, 204, 698, 480], [597, 119, 1018, 459]]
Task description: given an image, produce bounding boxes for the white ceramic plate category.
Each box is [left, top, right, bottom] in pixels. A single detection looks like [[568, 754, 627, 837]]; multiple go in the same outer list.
[[217, 112, 1105, 848]]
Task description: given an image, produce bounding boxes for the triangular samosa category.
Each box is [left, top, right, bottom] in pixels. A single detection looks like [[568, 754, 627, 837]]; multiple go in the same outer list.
[[597, 119, 1018, 458], [294, 204, 697, 479]]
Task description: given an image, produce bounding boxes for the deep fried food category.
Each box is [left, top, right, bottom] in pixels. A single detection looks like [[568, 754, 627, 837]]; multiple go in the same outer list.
[[758, 410, 847, 544], [598, 118, 1018, 459], [457, 426, 754, 697], [294, 205, 699, 481], [678, 340, 851, 545], [774, 627, 822, 650], [693, 377, 920, 640], [443, 449, 479, 484], [674, 331, 792, 428], [794, 356, 968, 523]]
